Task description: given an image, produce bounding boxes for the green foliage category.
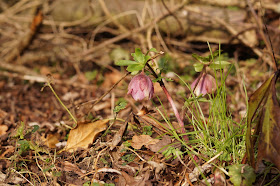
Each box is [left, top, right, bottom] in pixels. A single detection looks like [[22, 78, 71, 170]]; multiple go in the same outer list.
[[192, 50, 230, 72], [121, 154, 136, 165], [18, 140, 30, 155], [123, 141, 131, 148], [193, 63, 204, 72], [162, 147, 183, 160], [15, 121, 25, 139], [228, 164, 256, 186], [31, 125, 39, 133], [85, 70, 98, 81], [115, 48, 157, 74], [142, 126, 153, 136], [113, 99, 127, 113], [209, 61, 231, 70]]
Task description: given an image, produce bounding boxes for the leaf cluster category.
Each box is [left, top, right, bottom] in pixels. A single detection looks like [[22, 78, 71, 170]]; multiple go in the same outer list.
[[192, 51, 231, 72], [115, 48, 157, 75]]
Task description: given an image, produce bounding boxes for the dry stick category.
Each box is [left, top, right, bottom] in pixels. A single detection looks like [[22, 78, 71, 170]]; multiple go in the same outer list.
[[146, 62, 189, 142], [246, 0, 277, 71], [86, 72, 130, 115], [4, 7, 43, 63], [182, 7, 273, 67], [161, 0, 184, 34], [78, 0, 187, 59]]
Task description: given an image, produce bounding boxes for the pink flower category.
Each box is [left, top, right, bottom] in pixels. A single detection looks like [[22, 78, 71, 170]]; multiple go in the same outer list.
[[191, 73, 217, 96], [127, 73, 154, 101]]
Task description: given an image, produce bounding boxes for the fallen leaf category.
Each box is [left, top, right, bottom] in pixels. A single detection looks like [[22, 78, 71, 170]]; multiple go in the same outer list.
[[57, 161, 85, 176], [64, 119, 108, 152], [228, 164, 256, 186], [43, 133, 60, 148], [111, 114, 131, 150], [0, 125, 8, 136], [131, 135, 160, 150], [148, 135, 172, 153], [0, 109, 8, 118]]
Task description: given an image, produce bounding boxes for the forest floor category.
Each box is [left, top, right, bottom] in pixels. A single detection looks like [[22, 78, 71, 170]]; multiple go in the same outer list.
[[0, 0, 280, 185]]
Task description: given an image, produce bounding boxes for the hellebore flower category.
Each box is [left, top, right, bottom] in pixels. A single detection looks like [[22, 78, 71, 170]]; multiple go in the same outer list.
[[191, 73, 217, 96], [127, 72, 154, 101]]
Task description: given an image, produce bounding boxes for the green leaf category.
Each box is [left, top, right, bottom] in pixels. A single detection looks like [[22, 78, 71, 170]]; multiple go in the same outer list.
[[193, 63, 204, 72], [127, 64, 144, 72], [113, 100, 127, 113], [192, 53, 209, 63], [228, 164, 256, 186], [131, 48, 145, 63], [85, 70, 98, 81], [146, 48, 158, 54], [32, 125, 39, 133], [209, 61, 231, 70], [15, 121, 25, 139], [144, 55, 151, 63], [211, 50, 221, 58], [165, 77, 174, 82], [115, 60, 138, 66], [18, 140, 30, 155], [152, 76, 163, 82], [131, 71, 139, 75]]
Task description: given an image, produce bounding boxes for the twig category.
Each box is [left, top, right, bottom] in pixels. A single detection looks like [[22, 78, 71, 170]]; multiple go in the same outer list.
[[86, 72, 130, 114], [78, 0, 187, 60], [246, 0, 277, 70], [4, 6, 43, 62], [11, 168, 35, 186], [183, 6, 275, 69], [161, 0, 184, 35]]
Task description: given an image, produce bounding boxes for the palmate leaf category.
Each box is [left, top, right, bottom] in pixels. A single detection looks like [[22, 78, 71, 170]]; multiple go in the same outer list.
[[132, 48, 145, 63], [246, 71, 280, 170], [228, 164, 256, 186]]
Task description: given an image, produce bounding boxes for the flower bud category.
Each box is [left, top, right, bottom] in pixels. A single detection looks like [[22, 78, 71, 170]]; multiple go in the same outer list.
[[191, 73, 217, 96], [127, 73, 154, 101]]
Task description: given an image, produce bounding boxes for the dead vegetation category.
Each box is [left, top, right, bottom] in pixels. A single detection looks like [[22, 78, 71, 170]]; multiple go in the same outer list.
[[0, 0, 280, 185]]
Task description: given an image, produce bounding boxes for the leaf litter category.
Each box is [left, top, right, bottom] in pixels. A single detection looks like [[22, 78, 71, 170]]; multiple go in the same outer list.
[[1, 1, 280, 185]]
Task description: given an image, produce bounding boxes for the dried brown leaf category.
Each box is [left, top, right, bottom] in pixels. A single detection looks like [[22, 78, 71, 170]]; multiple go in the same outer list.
[[64, 119, 108, 152], [111, 114, 131, 150], [256, 75, 280, 169], [43, 133, 60, 148], [0, 125, 8, 136], [148, 135, 172, 153], [246, 74, 275, 167], [131, 135, 160, 150], [57, 161, 85, 176]]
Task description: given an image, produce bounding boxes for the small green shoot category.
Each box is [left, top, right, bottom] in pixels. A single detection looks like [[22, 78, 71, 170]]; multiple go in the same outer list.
[[142, 126, 153, 136]]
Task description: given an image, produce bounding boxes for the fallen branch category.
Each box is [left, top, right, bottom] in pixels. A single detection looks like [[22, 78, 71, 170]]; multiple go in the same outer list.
[[4, 6, 43, 63]]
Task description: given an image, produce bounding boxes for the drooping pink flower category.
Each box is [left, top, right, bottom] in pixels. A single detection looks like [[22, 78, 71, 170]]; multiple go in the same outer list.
[[191, 73, 217, 96], [127, 72, 154, 101]]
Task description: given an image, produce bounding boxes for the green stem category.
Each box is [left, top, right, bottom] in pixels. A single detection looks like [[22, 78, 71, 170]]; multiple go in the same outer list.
[[46, 82, 77, 125]]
